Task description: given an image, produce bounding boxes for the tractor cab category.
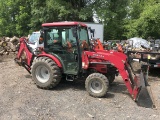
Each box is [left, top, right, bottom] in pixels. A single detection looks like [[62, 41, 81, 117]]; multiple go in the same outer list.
[[41, 22, 90, 75]]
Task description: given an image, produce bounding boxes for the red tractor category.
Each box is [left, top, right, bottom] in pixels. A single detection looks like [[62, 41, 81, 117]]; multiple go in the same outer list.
[[15, 21, 155, 106]]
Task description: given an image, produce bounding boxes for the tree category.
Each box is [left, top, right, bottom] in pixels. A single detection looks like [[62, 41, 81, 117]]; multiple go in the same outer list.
[[15, 0, 32, 36], [1, 0, 160, 40], [0, 0, 32, 37], [0, 0, 18, 37], [92, 0, 129, 40], [124, 0, 160, 39], [29, 0, 94, 32], [0, 0, 94, 37]]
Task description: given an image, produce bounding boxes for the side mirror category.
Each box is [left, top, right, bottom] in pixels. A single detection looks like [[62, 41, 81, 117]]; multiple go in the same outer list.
[[90, 29, 95, 37], [40, 29, 44, 36], [88, 27, 95, 38], [71, 28, 78, 38]]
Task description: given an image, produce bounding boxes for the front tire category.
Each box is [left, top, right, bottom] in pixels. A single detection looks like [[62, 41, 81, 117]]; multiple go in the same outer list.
[[85, 73, 109, 97], [31, 57, 61, 89]]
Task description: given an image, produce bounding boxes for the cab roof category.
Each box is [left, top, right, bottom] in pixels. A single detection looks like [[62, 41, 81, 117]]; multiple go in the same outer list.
[[42, 21, 87, 27]]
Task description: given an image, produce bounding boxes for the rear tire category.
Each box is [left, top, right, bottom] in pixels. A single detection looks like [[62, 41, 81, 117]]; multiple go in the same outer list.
[[85, 73, 109, 97], [31, 57, 61, 89]]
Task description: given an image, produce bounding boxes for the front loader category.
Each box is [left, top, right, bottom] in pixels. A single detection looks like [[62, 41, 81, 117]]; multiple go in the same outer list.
[[15, 21, 155, 108]]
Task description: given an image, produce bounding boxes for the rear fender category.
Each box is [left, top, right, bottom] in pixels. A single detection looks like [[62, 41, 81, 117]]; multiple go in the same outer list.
[[37, 53, 62, 68]]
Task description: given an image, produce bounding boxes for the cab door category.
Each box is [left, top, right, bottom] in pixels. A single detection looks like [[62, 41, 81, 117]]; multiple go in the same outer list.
[[46, 28, 79, 75], [61, 28, 79, 75]]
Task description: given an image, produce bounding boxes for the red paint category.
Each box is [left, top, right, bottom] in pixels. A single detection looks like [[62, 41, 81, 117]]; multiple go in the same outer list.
[[42, 21, 87, 27], [37, 52, 62, 68], [16, 37, 33, 67]]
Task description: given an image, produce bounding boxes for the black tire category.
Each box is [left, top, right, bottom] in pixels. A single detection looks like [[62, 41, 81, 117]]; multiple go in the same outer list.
[[106, 74, 115, 85], [85, 73, 109, 97], [31, 57, 61, 89]]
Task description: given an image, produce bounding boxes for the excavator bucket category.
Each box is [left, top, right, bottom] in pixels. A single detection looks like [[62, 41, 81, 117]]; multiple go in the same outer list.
[[127, 62, 156, 108]]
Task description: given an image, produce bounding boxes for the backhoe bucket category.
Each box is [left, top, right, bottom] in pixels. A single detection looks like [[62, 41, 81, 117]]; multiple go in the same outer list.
[[135, 72, 156, 108]]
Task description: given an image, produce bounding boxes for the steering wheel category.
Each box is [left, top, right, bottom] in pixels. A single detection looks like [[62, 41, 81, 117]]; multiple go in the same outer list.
[[62, 40, 73, 52]]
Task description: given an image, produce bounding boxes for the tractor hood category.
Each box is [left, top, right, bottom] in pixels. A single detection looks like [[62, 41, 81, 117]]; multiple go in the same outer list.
[[93, 49, 127, 62]]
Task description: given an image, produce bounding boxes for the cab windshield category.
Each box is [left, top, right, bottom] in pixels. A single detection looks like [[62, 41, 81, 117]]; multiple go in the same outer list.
[[45, 26, 89, 48]]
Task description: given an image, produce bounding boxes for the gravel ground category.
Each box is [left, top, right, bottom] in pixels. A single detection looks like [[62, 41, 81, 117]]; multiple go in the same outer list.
[[0, 56, 160, 120]]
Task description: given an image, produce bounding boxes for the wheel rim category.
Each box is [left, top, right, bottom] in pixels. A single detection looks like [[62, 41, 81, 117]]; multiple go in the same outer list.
[[35, 65, 50, 83], [89, 79, 103, 93]]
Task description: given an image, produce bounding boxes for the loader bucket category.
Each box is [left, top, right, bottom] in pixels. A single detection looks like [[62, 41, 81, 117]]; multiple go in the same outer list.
[[136, 86, 156, 108], [127, 63, 156, 108], [135, 72, 156, 108], [126, 61, 155, 108]]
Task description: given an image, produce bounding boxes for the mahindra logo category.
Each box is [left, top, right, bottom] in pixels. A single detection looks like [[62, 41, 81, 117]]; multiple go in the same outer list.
[[93, 54, 104, 58]]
